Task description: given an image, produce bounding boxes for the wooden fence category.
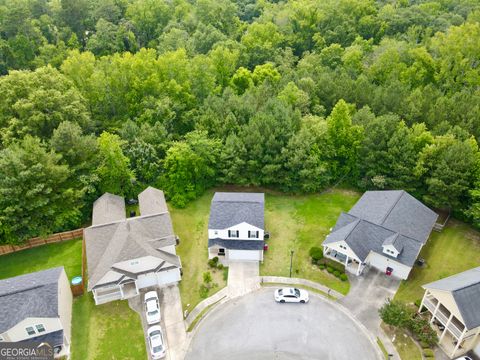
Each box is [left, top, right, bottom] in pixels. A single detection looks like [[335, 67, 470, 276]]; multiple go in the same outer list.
[[0, 228, 84, 255]]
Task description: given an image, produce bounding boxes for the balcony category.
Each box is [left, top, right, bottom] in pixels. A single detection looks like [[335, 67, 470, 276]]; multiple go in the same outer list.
[[424, 296, 465, 339]]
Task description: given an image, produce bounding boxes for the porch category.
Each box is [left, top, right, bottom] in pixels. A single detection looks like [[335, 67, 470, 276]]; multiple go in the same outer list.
[[93, 281, 139, 305], [323, 246, 365, 276]]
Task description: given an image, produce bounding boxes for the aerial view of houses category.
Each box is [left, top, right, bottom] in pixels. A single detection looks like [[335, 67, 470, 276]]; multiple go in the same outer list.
[[1, 0, 480, 360]]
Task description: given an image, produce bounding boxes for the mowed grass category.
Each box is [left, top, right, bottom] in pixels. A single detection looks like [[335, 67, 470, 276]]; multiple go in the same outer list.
[[0, 238, 145, 360], [381, 323, 422, 360], [71, 295, 146, 360], [260, 189, 360, 295], [170, 190, 227, 311], [0, 238, 83, 281], [395, 220, 480, 303]]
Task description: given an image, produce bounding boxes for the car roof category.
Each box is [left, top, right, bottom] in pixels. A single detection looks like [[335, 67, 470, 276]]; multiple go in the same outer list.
[[151, 333, 164, 347], [146, 301, 158, 311]]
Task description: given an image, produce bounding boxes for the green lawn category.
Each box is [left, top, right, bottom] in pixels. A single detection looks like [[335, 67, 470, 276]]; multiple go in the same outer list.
[[381, 323, 422, 360], [0, 238, 145, 360], [395, 220, 480, 303], [0, 238, 83, 281], [170, 190, 227, 311], [260, 189, 360, 295]]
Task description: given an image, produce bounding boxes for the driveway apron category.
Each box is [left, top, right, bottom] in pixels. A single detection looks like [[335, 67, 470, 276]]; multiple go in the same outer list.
[[227, 261, 260, 298]]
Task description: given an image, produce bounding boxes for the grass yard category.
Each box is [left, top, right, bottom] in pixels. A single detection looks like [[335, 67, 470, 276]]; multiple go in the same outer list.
[[170, 190, 228, 311], [0, 238, 145, 360], [261, 189, 360, 295], [71, 295, 146, 360], [395, 219, 480, 303], [0, 238, 83, 281], [381, 323, 422, 360]]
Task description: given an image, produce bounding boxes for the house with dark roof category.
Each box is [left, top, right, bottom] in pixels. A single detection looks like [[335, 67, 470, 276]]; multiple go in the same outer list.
[[322, 190, 438, 279], [0, 267, 72, 358], [419, 267, 480, 358], [85, 187, 182, 305], [208, 192, 265, 262]]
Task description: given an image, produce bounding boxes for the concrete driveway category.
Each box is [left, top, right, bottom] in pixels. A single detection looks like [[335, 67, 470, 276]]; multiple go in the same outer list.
[[129, 285, 186, 360], [339, 268, 401, 358], [227, 261, 260, 298], [185, 288, 382, 360]]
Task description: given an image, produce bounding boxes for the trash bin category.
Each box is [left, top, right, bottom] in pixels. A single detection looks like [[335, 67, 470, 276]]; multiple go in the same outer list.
[[71, 276, 84, 296], [264, 244, 269, 251]]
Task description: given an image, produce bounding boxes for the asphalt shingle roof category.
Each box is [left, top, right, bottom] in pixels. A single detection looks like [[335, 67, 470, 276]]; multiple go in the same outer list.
[[423, 267, 480, 329], [92, 193, 126, 226], [23, 329, 64, 346], [323, 190, 437, 267], [0, 267, 62, 333], [138, 187, 168, 215], [208, 238, 265, 250], [209, 192, 265, 230]]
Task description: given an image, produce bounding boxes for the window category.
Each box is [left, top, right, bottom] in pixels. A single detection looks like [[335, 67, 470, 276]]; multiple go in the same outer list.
[[228, 230, 239, 238], [248, 231, 259, 239], [26, 327, 36, 336], [218, 248, 225, 256], [0, 336, 4, 342], [35, 324, 46, 333], [339, 244, 347, 250]]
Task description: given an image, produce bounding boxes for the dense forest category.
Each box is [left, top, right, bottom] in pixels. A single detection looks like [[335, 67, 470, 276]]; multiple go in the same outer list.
[[1, 0, 480, 243]]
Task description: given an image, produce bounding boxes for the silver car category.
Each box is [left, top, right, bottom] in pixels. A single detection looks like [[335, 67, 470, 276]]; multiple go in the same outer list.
[[274, 287, 309, 303], [144, 291, 161, 325], [148, 325, 166, 359]]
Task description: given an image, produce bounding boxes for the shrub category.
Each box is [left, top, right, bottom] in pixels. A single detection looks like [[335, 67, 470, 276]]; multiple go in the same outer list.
[[378, 299, 412, 328], [309, 247, 324, 261], [208, 257, 219, 268], [319, 264, 326, 270], [340, 274, 348, 281], [408, 315, 438, 346], [414, 299, 422, 308], [420, 341, 430, 349], [333, 270, 341, 277], [423, 349, 434, 358], [217, 263, 224, 270], [327, 266, 334, 273], [203, 271, 212, 284], [222, 267, 229, 281], [199, 284, 209, 298]]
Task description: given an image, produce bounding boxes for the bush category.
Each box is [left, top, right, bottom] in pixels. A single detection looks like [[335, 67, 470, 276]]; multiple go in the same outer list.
[[222, 267, 229, 281], [319, 264, 326, 270], [378, 299, 412, 328], [309, 247, 324, 261], [420, 341, 430, 349], [408, 315, 438, 346], [199, 284, 209, 298], [217, 263, 224, 270], [333, 270, 341, 277], [327, 266, 334, 273], [208, 257, 219, 268], [340, 274, 348, 281], [203, 271, 212, 284], [423, 349, 434, 358], [414, 299, 422, 308]]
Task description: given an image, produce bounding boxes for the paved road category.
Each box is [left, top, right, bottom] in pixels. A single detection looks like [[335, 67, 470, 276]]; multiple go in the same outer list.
[[185, 288, 382, 360]]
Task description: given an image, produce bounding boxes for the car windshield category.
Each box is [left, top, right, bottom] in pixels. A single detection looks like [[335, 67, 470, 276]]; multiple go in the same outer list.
[[294, 289, 300, 297], [150, 330, 161, 337], [278, 289, 283, 295], [153, 345, 163, 353], [148, 310, 158, 316]]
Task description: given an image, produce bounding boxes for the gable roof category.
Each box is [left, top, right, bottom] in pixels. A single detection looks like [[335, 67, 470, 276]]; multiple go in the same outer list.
[[383, 233, 404, 253], [209, 192, 265, 230], [85, 188, 181, 291], [138, 187, 168, 215], [423, 267, 480, 329], [349, 190, 438, 243], [92, 193, 126, 226], [0, 267, 63, 333]]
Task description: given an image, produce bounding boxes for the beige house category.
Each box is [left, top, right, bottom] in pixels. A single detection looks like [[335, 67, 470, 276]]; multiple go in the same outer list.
[[419, 267, 480, 358], [0, 267, 72, 358]]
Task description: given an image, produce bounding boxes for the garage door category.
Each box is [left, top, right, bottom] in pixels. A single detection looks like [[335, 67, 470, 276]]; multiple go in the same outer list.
[[229, 250, 261, 261], [136, 273, 158, 289]]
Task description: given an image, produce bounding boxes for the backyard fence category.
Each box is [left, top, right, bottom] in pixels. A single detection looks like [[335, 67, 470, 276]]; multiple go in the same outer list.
[[0, 228, 84, 255]]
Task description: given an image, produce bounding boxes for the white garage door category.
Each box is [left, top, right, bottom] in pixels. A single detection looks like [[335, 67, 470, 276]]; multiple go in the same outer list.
[[136, 273, 158, 289], [229, 250, 261, 261]]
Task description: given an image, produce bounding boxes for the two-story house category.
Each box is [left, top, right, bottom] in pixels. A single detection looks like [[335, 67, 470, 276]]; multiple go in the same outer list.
[[0, 267, 72, 358], [322, 190, 438, 280], [419, 267, 480, 359], [85, 187, 182, 305], [208, 192, 265, 262]]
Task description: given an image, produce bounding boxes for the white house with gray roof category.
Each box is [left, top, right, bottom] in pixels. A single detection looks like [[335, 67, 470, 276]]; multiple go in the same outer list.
[[419, 267, 480, 358], [322, 190, 438, 279], [0, 267, 72, 358], [208, 192, 265, 262], [85, 187, 182, 305]]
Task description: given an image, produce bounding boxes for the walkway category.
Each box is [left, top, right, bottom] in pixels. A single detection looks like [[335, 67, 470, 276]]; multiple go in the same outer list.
[[339, 268, 402, 359]]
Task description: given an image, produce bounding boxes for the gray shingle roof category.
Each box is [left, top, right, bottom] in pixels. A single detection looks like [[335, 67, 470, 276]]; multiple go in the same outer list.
[[209, 192, 265, 230], [85, 188, 181, 291], [92, 193, 126, 225], [0, 267, 63, 333], [349, 190, 438, 243], [383, 233, 404, 253], [423, 267, 480, 329], [208, 238, 265, 250], [138, 187, 168, 215], [23, 329, 64, 346]]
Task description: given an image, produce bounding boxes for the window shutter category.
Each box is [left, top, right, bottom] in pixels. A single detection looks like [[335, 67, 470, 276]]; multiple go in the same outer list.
[[256, 231, 259, 238], [248, 230, 251, 238], [236, 230, 239, 237], [228, 230, 231, 237]]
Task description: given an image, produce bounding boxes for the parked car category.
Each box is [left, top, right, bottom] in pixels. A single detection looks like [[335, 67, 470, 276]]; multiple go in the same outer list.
[[144, 291, 161, 325], [454, 357, 472, 360], [147, 326, 166, 359], [274, 288, 309, 303]]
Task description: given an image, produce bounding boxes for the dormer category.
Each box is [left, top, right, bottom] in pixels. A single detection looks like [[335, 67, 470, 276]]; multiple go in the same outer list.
[[382, 233, 403, 258]]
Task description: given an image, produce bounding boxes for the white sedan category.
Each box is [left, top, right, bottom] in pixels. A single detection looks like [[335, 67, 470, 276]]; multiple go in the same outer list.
[[144, 291, 161, 325], [274, 287, 309, 303], [147, 326, 166, 359]]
